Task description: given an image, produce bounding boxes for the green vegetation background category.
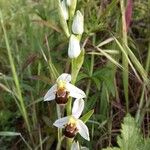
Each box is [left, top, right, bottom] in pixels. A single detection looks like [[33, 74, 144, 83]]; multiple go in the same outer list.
[[0, 0, 149, 149]]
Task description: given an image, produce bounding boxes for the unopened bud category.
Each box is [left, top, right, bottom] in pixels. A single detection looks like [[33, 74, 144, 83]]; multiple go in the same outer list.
[[72, 10, 84, 35], [61, 0, 69, 20], [57, 0, 70, 37], [68, 34, 81, 58], [66, 0, 77, 18]]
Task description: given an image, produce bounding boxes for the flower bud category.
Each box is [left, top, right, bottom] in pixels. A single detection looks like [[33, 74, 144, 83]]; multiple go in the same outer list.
[[72, 10, 84, 35], [61, 0, 68, 20], [66, 0, 77, 18], [57, 0, 70, 37], [68, 34, 81, 58]]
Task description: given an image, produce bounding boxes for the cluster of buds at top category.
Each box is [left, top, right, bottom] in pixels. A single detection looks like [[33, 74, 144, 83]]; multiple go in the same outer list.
[[44, 74, 90, 141], [58, 0, 84, 59]]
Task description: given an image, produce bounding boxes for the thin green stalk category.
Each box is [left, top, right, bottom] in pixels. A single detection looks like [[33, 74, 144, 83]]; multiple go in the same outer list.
[[56, 136, 65, 150], [0, 11, 31, 135], [135, 0, 150, 124], [38, 126, 43, 150], [86, 36, 95, 98], [120, 0, 129, 112], [56, 105, 63, 143], [45, 35, 59, 80], [86, 54, 94, 97], [31, 93, 37, 130], [66, 97, 72, 116], [135, 33, 150, 124], [66, 60, 75, 150]]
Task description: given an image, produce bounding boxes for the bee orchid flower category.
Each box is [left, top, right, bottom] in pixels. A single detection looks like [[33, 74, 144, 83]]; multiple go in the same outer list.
[[53, 99, 90, 141], [44, 73, 86, 104]]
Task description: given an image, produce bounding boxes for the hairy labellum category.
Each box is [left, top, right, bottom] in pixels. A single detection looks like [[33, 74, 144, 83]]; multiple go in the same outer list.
[[55, 89, 69, 104], [64, 123, 78, 138]]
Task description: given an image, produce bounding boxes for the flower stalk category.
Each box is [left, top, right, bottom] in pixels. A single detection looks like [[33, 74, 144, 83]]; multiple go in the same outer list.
[[44, 1, 88, 149]]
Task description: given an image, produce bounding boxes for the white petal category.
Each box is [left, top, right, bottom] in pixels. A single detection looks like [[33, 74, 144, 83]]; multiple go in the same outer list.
[[44, 84, 57, 101], [77, 119, 90, 141], [72, 10, 84, 35], [71, 141, 80, 150], [61, 0, 68, 20], [57, 73, 71, 83], [72, 99, 84, 119], [53, 116, 69, 128], [68, 34, 81, 58], [66, 83, 86, 99]]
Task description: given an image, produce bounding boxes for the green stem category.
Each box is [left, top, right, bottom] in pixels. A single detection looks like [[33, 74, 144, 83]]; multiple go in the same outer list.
[[67, 97, 72, 116], [56, 136, 65, 150], [57, 105, 63, 142], [66, 60, 75, 150], [135, 0, 150, 124], [135, 33, 150, 124], [66, 138, 73, 150], [86, 40, 95, 98], [120, 0, 129, 112]]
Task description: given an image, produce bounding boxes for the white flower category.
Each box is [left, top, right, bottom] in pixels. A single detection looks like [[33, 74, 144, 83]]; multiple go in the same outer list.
[[71, 141, 89, 150], [53, 99, 90, 141], [61, 0, 69, 20], [44, 73, 86, 104], [68, 34, 81, 58], [72, 10, 84, 35]]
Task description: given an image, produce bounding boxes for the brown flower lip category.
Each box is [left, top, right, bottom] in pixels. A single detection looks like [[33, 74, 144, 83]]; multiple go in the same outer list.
[[55, 89, 69, 104], [64, 123, 78, 138]]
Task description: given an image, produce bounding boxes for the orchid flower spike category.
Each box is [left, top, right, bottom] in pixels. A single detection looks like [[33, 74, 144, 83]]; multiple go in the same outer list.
[[53, 99, 90, 141], [44, 73, 86, 104], [72, 10, 84, 35], [68, 34, 81, 58], [71, 141, 89, 150]]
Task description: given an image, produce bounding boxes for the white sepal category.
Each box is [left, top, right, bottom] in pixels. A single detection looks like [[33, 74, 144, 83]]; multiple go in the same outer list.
[[57, 73, 71, 83], [53, 116, 69, 128], [61, 0, 69, 20], [72, 99, 84, 119], [68, 34, 81, 58], [72, 10, 84, 35], [66, 83, 86, 99], [44, 84, 57, 101], [77, 119, 90, 141]]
